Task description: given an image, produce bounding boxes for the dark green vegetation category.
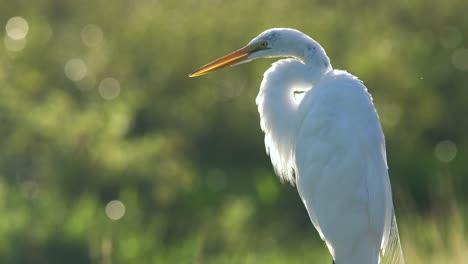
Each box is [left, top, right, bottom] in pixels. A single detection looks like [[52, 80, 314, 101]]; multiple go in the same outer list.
[[1, 0, 467, 263]]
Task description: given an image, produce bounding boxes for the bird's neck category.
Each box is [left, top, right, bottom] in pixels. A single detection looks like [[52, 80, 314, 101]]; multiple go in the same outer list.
[[262, 28, 333, 76], [296, 47, 333, 79], [255, 35, 333, 184], [256, 59, 325, 184]]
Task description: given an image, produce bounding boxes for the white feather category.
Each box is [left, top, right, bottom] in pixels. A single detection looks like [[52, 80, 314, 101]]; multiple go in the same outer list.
[[253, 29, 404, 264]]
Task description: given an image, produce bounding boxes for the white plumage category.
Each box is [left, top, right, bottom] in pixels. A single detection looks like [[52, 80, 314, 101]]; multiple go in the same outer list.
[[190, 28, 404, 264]]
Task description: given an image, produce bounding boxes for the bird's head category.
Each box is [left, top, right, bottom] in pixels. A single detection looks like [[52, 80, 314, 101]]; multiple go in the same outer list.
[[189, 28, 330, 77]]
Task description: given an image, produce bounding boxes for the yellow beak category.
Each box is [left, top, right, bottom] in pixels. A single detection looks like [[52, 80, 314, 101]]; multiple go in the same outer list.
[[188, 44, 255, 78]]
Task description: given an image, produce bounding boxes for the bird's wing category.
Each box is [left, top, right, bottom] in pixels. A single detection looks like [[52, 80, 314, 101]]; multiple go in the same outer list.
[[294, 70, 404, 264]]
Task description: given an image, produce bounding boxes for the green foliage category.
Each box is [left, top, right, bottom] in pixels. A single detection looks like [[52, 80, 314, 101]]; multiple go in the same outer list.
[[0, 0, 467, 263]]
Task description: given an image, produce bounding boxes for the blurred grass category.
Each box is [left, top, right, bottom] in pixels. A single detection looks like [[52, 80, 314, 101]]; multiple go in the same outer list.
[[1, 0, 468, 263]]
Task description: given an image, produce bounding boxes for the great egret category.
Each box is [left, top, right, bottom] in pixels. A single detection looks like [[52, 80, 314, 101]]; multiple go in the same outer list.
[[189, 28, 404, 264]]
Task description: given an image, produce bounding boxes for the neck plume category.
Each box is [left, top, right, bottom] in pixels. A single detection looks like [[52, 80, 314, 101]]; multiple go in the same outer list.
[[254, 30, 333, 184], [256, 59, 321, 184]]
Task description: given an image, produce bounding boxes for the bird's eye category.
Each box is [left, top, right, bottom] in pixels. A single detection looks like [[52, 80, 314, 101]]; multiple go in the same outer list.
[[259, 41, 268, 48]]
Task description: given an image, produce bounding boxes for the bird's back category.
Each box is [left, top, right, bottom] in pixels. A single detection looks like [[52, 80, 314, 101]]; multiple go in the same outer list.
[[294, 70, 403, 264]]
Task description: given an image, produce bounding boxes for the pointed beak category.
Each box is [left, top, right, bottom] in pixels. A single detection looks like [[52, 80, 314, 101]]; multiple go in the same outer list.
[[188, 44, 256, 78]]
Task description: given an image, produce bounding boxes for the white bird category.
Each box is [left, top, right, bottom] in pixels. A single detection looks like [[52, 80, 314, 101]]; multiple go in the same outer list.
[[189, 28, 404, 264]]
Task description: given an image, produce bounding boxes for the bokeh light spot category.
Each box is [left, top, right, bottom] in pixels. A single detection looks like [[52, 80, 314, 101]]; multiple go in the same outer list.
[[105, 200, 125, 221], [81, 24, 104, 47], [434, 140, 457, 163], [21, 180, 39, 200], [451, 48, 468, 71], [6, 16, 29, 40], [379, 103, 401, 128], [64, 58, 87, 81], [4, 35, 26, 51], [439, 26, 462, 49], [39, 23, 53, 44], [98, 77, 121, 100], [206, 169, 227, 191]]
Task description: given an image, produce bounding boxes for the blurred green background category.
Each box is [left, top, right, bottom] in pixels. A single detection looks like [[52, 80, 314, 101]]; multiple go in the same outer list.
[[1, 0, 467, 263]]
